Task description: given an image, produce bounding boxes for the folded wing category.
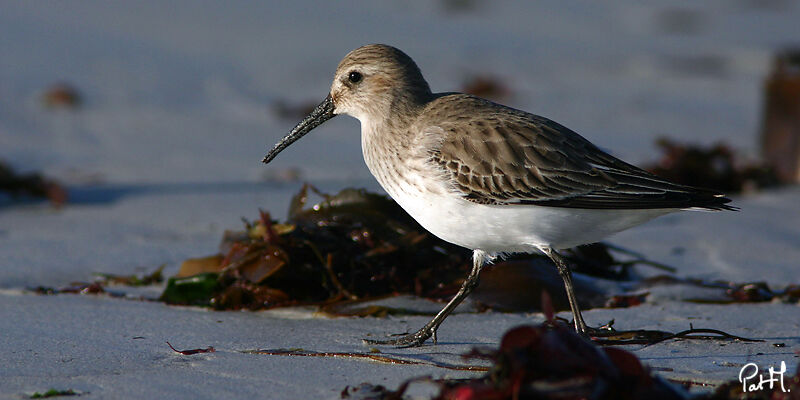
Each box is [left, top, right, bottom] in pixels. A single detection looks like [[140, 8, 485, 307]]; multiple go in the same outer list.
[[426, 95, 735, 211]]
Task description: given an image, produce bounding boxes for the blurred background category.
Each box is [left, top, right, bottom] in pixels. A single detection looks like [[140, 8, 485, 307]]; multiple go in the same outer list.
[[2, 1, 800, 287], [2, 0, 799, 185]]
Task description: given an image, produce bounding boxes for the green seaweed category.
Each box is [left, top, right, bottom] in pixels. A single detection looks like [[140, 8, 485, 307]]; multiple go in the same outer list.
[[159, 273, 220, 306], [30, 389, 77, 398]]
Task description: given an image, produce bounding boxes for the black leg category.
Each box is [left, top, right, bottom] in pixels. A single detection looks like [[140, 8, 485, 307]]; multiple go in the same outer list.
[[364, 250, 492, 347], [540, 246, 589, 334]]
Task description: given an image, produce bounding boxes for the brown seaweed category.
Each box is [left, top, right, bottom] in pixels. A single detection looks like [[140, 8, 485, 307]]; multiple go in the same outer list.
[[0, 160, 67, 207], [247, 349, 486, 372], [162, 185, 676, 312], [41, 83, 82, 109], [337, 303, 764, 400], [645, 138, 779, 193], [166, 342, 215, 355]]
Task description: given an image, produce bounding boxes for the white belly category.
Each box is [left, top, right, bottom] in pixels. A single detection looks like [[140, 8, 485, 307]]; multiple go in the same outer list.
[[387, 185, 673, 251]]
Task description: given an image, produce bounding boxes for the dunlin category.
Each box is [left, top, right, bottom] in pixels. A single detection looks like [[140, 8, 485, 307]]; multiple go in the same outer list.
[[263, 44, 734, 347]]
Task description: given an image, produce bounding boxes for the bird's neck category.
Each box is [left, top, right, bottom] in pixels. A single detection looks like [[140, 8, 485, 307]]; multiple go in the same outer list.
[[358, 88, 433, 174]]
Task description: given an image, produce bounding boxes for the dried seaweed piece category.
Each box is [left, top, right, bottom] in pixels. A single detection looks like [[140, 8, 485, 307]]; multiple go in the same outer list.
[[0, 160, 67, 207], [70, 282, 105, 295], [176, 255, 225, 278], [30, 286, 58, 295], [41, 83, 82, 109], [30, 282, 123, 297], [432, 323, 690, 399], [216, 211, 289, 285], [460, 75, 510, 101], [210, 279, 291, 310], [718, 280, 800, 303], [590, 326, 761, 346], [726, 282, 774, 302], [166, 342, 215, 355], [604, 293, 649, 308], [220, 241, 288, 284], [648, 328, 762, 344], [29, 389, 78, 398], [541, 289, 761, 346], [640, 277, 800, 305], [247, 349, 486, 372], [785, 284, 800, 301], [761, 48, 800, 184], [30, 267, 160, 299], [646, 138, 779, 193]]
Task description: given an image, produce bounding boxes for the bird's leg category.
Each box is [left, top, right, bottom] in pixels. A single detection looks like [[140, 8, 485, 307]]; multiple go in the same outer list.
[[364, 250, 490, 347], [539, 246, 594, 335]]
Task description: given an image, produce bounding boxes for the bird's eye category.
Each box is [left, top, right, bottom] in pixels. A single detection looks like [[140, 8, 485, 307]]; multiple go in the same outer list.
[[348, 71, 362, 84]]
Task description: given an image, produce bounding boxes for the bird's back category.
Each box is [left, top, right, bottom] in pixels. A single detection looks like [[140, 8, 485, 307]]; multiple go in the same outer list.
[[416, 94, 735, 211]]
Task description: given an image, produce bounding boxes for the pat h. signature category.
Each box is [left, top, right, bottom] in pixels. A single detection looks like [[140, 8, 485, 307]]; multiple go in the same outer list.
[[739, 361, 791, 393]]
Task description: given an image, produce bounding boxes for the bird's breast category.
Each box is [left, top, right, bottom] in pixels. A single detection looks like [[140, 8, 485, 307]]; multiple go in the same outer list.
[[361, 122, 451, 220]]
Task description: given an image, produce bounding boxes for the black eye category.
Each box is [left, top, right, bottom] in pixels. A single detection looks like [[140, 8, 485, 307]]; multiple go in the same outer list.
[[348, 71, 362, 84]]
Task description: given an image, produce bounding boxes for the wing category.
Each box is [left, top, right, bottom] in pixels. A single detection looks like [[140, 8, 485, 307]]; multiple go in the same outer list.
[[425, 95, 734, 210]]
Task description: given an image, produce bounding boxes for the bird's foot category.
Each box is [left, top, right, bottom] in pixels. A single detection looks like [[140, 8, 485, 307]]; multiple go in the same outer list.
[[363, 326, 436, 348], [576, 319, 616, 338]]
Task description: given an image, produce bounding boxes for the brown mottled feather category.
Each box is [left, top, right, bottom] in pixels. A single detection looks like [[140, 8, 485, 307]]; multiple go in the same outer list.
[[424, 95, 734, 210]]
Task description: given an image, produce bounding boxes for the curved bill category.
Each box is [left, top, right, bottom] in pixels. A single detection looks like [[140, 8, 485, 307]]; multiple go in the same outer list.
[[263, 94, 336, 163]]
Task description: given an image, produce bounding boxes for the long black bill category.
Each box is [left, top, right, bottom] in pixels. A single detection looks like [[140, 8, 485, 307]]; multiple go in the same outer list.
[[262, 94, 336, 163]]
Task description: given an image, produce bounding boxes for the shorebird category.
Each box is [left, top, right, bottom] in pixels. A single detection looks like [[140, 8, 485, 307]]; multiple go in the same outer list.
[[263, 44, 734, 347]]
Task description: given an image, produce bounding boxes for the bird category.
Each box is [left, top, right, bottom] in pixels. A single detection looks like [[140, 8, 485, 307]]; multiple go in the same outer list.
[[263, 44, 734, 347]]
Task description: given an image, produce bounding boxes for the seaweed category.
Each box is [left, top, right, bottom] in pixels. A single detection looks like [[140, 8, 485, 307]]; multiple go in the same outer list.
[[166, 342, 215, 355], [430, 324, 690, 399], [162, 185, 671, 312], [331, 297, 764, 399], [30, 266, 165, 298], [460, 75, 510, 101], [29, 389, 79, 399], [645, 138, 779, 193], [0, 160, 67, 207], [41, 83, 82, 109]]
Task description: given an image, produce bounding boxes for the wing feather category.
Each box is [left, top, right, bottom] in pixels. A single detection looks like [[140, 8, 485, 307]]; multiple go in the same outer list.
[[424, 95, 734, 211]]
